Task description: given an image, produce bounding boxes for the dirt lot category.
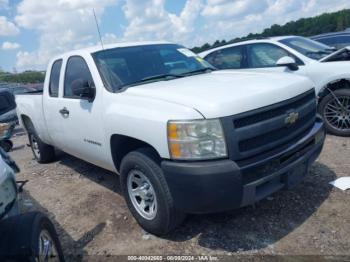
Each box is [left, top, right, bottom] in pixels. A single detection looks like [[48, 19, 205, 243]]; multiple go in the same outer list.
[[8, 129, 350, 260]]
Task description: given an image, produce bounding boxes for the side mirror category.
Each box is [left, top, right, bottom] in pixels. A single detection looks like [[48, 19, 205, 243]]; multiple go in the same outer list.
[[276, 56, 299, 71], [71, 79, 96, 102]]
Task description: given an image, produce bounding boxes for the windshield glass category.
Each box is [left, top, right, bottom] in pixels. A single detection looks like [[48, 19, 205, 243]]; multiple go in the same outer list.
[[93, 44, 213, 91], [279, 36, 335, 60]]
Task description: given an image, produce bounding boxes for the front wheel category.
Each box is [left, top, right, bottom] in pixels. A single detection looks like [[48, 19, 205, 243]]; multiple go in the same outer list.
[[0, 212, 64, 262], [120, 148, 185, 236], [318, 88, 350, 137], [32, 213, 64, 262]]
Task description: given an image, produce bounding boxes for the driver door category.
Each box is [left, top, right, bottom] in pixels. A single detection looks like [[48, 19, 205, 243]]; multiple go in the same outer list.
[[58, 56, 107, 167]]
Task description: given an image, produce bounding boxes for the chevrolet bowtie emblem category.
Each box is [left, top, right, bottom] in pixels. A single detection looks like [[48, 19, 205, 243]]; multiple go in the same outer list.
[[285, 112, 299, 125]]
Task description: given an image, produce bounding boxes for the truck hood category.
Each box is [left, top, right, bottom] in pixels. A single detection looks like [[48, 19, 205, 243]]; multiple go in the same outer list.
[[319, 46, 350, 62], [124, 71, 314, 118]]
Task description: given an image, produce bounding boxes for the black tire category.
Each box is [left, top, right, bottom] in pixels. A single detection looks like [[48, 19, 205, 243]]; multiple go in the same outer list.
[[318, 88, 350, 137], [0, 139, 13, 152], [0, 212, 64, 262], [120, 148, 185, 236], [29, 132, 55, 163]]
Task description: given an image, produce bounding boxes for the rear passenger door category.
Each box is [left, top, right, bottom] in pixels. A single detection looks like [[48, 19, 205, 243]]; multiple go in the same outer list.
[[43, 59, 66, 147]]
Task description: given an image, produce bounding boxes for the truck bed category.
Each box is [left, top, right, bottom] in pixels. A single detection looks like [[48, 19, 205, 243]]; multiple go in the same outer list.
[[15, 93, 49, 142]]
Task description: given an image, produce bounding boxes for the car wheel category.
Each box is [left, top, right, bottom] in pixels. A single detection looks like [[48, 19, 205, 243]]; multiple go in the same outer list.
[[120, 148, 185, 236], [0, 139, 13, 152], [29, 133, 55, 163], [318, 88, 350, 137], [0, 212, 64, 262]]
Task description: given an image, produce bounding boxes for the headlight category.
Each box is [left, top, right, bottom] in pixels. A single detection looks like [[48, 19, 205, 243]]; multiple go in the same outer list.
[[167, 119, 227, 160]]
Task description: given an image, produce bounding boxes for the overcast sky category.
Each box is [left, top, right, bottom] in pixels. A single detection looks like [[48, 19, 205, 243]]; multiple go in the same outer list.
[[0, 0, 349, 72]]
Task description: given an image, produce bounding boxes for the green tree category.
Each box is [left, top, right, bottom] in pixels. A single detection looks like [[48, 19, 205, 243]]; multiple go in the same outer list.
[[192, 9, 350, 53], [0, 71, 45, 84]]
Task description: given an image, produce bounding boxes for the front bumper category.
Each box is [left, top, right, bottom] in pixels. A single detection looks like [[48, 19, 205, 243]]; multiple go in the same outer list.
[[161, 118, 325, 214]]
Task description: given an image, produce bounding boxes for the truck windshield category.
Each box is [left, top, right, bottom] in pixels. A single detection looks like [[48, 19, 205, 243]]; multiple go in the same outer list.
[[92, 44, 214, 92], [279, 36, 335, 60]]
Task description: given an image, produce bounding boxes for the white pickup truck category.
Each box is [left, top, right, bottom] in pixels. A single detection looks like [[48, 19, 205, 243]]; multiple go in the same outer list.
[[16, 42, 325, 235]]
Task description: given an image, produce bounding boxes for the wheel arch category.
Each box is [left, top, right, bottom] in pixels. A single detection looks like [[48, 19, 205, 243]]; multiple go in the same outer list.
[[20, 114, 35, 133], [110, 134, 162, 172], [318, 78, 350, 101]]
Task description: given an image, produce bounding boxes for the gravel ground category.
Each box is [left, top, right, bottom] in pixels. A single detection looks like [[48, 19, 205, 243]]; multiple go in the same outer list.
[[8, 129, 350, 261]]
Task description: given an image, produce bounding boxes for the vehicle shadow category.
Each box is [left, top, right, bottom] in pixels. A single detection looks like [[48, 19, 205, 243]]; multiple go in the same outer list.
[[166, 162, 336, 252], [20, 191, 106, 261], [55, 150, 122, 193], [55, 152, 336, 253]]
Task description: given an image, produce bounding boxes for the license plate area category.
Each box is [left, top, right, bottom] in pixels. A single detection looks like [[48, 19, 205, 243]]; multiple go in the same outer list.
[[283, 162, 308, 189]]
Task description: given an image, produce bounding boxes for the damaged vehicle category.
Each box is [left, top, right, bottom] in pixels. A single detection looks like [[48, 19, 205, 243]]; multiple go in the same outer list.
[[16, 42, 325, 235], [0, 148, 64, 261], [200, 36, 350, 136]]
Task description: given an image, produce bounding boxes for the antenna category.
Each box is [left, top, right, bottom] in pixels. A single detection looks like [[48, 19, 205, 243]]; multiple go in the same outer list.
[[93, 8, 104, 50]]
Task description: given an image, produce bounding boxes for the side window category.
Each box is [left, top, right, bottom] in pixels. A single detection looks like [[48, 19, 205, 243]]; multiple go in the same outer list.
[[204, 46, 246, 69], [247, 43, 302, 68], [49, 60, 62, 97], [64, 56, 94, 98]]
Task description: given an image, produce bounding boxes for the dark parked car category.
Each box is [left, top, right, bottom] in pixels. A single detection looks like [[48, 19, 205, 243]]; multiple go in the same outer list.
[[0, 148, 64, 261], [311, 28, 350, 49], [0, 89, 17, 123]]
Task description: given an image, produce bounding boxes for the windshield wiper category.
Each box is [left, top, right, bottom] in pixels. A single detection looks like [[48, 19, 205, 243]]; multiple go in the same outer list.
[[122, 74, 185, 88], [181, 67, 216, 76], [141, 74, 185, 82]]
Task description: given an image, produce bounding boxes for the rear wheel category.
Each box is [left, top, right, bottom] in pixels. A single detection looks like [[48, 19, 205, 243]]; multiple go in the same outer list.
[[29, 132, 55, 163], [318, 88, 350, 137], [120, 148, 185, 236]]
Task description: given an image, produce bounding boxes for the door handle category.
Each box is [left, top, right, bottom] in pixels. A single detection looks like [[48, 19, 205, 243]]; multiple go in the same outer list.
[[59, 107, 69, 116]]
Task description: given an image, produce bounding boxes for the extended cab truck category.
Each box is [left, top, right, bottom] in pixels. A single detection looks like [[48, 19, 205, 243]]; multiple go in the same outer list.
[[16, 42, 325, 235]]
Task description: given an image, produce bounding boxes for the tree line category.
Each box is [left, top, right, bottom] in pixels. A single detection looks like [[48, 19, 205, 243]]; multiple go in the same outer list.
[[192, 9, 350, 53], [0, 70, 45, 84]]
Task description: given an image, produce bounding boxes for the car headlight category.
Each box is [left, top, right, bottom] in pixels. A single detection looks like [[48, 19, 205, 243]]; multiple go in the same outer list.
[[167, 119, 227, 160]]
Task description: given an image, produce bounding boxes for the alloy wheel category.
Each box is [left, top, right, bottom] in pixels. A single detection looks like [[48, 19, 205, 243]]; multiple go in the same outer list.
[[38, 229, 59, 262], [324, 96, 350, 131]]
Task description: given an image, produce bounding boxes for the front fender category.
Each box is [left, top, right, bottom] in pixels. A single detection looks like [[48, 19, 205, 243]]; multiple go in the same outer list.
[[308, 62, 350, 94], [102, 92, 204, 159]]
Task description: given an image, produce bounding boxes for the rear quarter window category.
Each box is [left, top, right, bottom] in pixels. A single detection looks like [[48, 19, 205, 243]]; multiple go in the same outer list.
[[49, 59, 63, 97]]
